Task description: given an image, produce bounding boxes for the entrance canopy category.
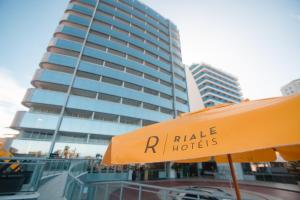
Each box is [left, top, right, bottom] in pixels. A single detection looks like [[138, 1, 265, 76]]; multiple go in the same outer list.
[[102, 94, 300, 165]]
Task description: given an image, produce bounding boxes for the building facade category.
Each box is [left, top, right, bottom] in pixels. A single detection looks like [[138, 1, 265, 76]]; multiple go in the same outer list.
[[189, 63, 242, 107], [281, 79, 300, 96], [10, 0, 189, 157]]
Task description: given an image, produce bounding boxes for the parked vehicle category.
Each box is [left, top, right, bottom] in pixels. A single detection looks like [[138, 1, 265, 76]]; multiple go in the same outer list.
[[173, 186, 233, 200]]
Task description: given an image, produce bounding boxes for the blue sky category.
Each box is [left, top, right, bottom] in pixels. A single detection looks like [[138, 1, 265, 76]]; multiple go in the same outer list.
[[0, 0, 300, 136]]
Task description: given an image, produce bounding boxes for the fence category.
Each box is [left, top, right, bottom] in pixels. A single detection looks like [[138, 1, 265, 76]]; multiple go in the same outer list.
[[0, 157, 93, 196], [62, 160, 233, 200]]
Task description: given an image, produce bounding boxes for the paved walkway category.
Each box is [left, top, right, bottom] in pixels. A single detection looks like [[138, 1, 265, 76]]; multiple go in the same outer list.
[[38, 172, 68, 200], [143, 178, 300, 200]]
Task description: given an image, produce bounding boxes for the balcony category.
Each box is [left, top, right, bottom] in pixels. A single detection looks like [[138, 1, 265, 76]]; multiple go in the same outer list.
[[10, 111, 139, 136]]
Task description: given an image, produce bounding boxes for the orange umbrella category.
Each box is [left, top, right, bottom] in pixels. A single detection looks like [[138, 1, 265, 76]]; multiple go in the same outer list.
[[102, 94, 300, 200]]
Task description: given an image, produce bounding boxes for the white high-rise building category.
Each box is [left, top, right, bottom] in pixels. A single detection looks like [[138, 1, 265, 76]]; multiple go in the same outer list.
[[189, 63, 243, 107], [281, 79, 300, 96]]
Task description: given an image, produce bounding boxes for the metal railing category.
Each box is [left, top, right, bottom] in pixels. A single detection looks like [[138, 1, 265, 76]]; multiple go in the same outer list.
[[62, 160, 234, 200], [63, 159, 130, 200], [0, 157, 91, 196], [0, 158, 46, 195], [82, 181, 234, 200], [63, 159, 91, 200]]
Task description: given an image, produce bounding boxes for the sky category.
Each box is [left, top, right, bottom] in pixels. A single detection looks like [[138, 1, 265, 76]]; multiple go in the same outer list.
[[0, 0, 299, 137]]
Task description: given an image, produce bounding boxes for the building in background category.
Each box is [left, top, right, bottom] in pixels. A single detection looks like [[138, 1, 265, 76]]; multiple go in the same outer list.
[[10, 0, 189, 157], [189, 63, 242, 107], [189, 63, 247, 180], [281, 79, 300, 96]]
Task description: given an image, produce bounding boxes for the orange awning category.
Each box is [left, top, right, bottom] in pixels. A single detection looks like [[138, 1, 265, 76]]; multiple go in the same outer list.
[[103, 94, 300, 165]]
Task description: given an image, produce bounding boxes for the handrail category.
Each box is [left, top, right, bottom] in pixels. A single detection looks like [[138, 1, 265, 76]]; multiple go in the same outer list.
[[87, 180, 230, 198], [0, 157, 96, 161]]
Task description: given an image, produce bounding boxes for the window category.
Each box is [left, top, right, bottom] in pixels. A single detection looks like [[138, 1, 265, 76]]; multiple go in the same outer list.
[[98, 93, 120, 103], [127, 55, 143, 64], [99, 1, 115, 10], [176, 97, 187, 104], [110, 36, 127, 46], [173, 53, 182, 61], [124, 82, 142, 91], [143, 102, 159, 111], [159, 38, 169, 46], [131, 23, 144, 33], [159, 47, 170, 56], [174, 63, 184, 70], [65, 10, 91, 20], [115, 16, 130, 26], [160, 30, 169, 38], [93, 19, 111, 28], [160, 107, 173, 115], [174, 73, 185, 81], [172, 45, 181, 53], [160, 93, 172, 100], [85, 42, 106, 51], [54, 33, 84, 43], [73, 0, 94, 10], [71, 88, 97, 98], [148, 23, 158, 32], [116, 7, 131, 17], [129, 43, 144, 53], [146, 31, 158, 40], [160, 68, 171, 76], [98, 93, 121, 103], [142, 120, 156, 126], [159, 57, 171, 65], [64, 108, 92, 119], [145, 40, 158, 49], [76, 70, 100, 81], [159, 22, 168, 29], [130, 33, 144, 42], [102, 76, 123, 86], [122, 98, 142, 107], [118, 0, 132, 9], [57, 132, 87, 143], [175, 84, 185, 92], [144, 74, 158, 82], [94, 112, 119, 122], [48, 47, 79, 57], [145, 50, 158, 59], [160, 79, 172, 87], [108, 48, 126, 57], [113, 26, 129, 35], [120, 116, 140, 125], [145, 61, 158, 70], [147, 13, 158, 23], [81, 55, 103, 65], [105, 61, 124, 71], [97, 10, 113, 18], [126, 68, 143, 76], [132, 14, 145, 24], [144, 87, 158, 96], [90, 30, 109, 39], [134, 7, 145, 16]]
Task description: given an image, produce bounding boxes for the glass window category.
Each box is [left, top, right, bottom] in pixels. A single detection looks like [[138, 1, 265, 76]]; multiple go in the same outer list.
[[144, 87, 158, 96], [105, 61, 125, 71], [102, 76, 123, 86], [124, 82, 142, 91], [98, 93, 121, 103]]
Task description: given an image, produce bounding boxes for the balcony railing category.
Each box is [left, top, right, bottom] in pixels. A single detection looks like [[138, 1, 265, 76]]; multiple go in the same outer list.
[[0, 157, 95, 197]]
